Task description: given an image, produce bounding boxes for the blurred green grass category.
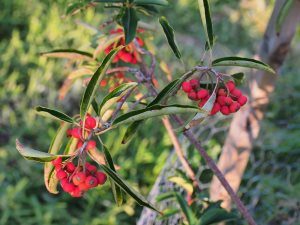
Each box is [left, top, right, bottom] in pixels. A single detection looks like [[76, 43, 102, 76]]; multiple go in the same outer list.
[[0, 0, 299, 224]]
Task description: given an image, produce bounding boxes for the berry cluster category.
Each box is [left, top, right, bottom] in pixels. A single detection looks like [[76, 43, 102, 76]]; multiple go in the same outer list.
[[181, 79, 248, 116], [104, 28, 144, 64], [52, 157, 107, 197]]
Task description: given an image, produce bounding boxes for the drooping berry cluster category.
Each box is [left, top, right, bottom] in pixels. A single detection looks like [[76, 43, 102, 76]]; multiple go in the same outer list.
[[52, 157, 107, 197], [182, 79, 248, 116], [104, 28, 144, 64]]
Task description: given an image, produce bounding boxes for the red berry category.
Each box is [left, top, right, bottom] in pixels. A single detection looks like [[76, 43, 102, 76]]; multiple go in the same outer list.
[[188, 91, 198, 101], [136, 37, 144, 46], [198, 98, 208, 108], [119, 51, 133, 63], [217, 96, 226, 106], [131, 57, 138, 64], [85, 116, 97, 130], [182, 81, 192, 93], [67, 128, 82, 139], [85, 176, 99, 188], [226, 81, 235, 92], [224, 97, 233, 105], [229, 102, 241, 113], [96, 172, 107, 185], [77, 141, 83, 150], [197, 89, 209, 99], [231, 88, 242, 98], [56, 169, 67, 180], [62, 182, 76, 193], [86, 140, 96, 151], [99, 79, 107, 87], [85, 162, 97, 173], [238, 95, 248, 106], [189, 79, 199, 90], [220, 106, 230, 115], [65, 162, 76, 173], [78, 182, 90, 191], [72, 172, 86, 185], [70, 187, 83, 198], [210, 102, 221, 115], [217, 88, 227, 96], [52, 157, 62, 167], [55, 164, 62, 171]]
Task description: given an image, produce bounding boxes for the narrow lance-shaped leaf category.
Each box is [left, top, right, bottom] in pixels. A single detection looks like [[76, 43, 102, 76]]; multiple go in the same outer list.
[[134, 0, 169, 6], [94, 0, 125, 2], [212, 56, 275, 74], [122, 7, 139, 44], [40, 49, 94, 60], [98, 164, 161, 213], [121, 120, 142, 144], [174, 193, 197, 225], [44, 123, 71, 194], [16, 139, 59, 163], [36, 106, 74, 123], [159, 17, 181, 59], [197, 208, 237, 225], [197, 0, 214, 48], [80, 46, 124, 120]]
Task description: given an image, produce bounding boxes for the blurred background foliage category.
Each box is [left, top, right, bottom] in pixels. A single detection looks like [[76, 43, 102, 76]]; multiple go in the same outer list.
[[0, 0, 299, 224]]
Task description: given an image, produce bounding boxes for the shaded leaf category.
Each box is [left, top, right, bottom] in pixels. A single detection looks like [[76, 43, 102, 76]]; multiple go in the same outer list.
[[197, 0, 214, 48], [174, 193, 197, 225], [134, 0, 168, 6], [231, 72, 245, 85], [80, 46, 124, 120], [197, 208, 237, 225], [212, 56, 275, 74], [122, 7, 139, 44], [36, 106, 74, 123], [121, 120, 142, 144], [159, 16, 181, 59]]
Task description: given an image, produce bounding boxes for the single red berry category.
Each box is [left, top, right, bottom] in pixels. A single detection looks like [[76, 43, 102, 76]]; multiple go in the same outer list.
[[85, 116, 97, 130], [210, 102, 221, 115], [112, 54, 120, 63], [67, 127, 82, 139], [62, 182, 76, 193], [189, 79, 199, 90], [136, 37, 144, 46], [85, 176, 99, 188], [65, 162, 76, 173], [85, 162, 97, 173], [229, 102, 241, 113], [119, 52, 133, 63], [197, 89, 209, 99], [224, 97, 233, 105], [55, 164, 62, 171], [78, 182, 90, 191], [56, 169, 67, 180], [52, 157, 62, 167], [60, 178, 69, 187], [77, 141, 83, 150], [238, 95, 248, 106], [226, 81, 235, 92], [220, 106, 230, 115], [217, 96, 226, 106], [131, 57, 138, 64], [188, 91, 198, 101], [231, 88, 242, 99], [99, 79, 107, 87], [217, 88, 227, 96], [72, 172, 86, 185], [70, 187, 83, 198], [182, 81, 192, 93], [86, 140, 96, 151], [95, 172, 107, 185]]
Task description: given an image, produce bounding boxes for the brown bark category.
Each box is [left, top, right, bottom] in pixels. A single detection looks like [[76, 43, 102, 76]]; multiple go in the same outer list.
[[210, 0, 300, 210]]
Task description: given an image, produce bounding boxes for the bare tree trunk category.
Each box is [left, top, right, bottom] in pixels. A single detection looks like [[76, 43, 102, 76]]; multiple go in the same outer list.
[[210, 0, 300, 210]]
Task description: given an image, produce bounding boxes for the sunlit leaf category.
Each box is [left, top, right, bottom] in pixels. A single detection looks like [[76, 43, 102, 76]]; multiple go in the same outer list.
[[197, 0, 214, 48], [159, 17, 181, 59], [159, 208, 180, 220], [212, 56, 275, 74], [36, 106, 74, 123], [168, 176, 193, 195], [134, 0, 168, 6], [40, 49, 93, 60], [156, 192, 176, 202]]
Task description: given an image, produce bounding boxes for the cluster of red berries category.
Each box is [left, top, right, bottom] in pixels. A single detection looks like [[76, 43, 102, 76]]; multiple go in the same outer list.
[[182, 79, 248, 116], [66, 114, 97, 151], [105, 28, 144, 64], [52, 157, 107, 197]]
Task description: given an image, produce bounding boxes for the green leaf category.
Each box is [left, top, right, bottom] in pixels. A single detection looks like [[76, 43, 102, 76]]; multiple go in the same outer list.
[[44, 123, 71, 194], [276, 0, 294, 34], [168, 176, 193, 195], [136, 4, 159, 15], [231, 72, 245, 85], [36, 106, 74, 123], [40, 49, 93, 60], [94, 0, 125, 2], [174, 193, 197, 225], [121, 120, 142, 144], [134, 0, 168, 6], [212, 56, 275, 74], [156, 192, 176, 202], [197, 0, 214, 48], [66, 2, 85, 15], [92, 99, 100, 116], [80, 46, 124, 120], [97, 164, 160, 213], [99, 82, 137, 114], [113, 104, 202, 126], [102, 144, 123, 206], [122, 7, 139, 45], [197, 208, 237, 225], [16, 139, 59, 162], [159, 208, 180, 220], [159, 17, 181, 59]]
